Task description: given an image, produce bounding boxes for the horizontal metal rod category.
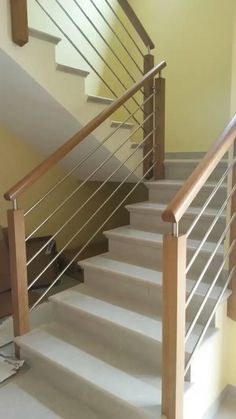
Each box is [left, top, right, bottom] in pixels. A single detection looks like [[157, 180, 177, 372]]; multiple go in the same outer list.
[[89, 0, 143, 75], [187, 156, 236, 238], [25, 110, 153, 243], [186, 184, 236, 273], [185, 239, 236, 343], [29, 158, 155, 300], [24, 92, 154, 217], [27, 128, 154, 266], [28, 148, 154, 287], [34, 0, 141, 126], [55, 0, 142, 113], [73, 0, 138, 85], [186, 213, 236, 308], [184, 266, 235, 376], [104, 0, 144, 57]]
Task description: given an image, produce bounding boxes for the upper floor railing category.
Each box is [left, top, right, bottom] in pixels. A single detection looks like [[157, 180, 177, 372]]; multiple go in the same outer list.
[[161, 114, 236, 419], [10, 0, 155, 125], [11, 0, 155, 51]]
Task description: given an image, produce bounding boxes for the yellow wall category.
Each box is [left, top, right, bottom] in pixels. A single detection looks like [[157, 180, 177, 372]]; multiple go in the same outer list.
[[26, 0, 236, 152], [0, 125, 147, 251], [107, 0, 236, 152], [231, 13, 236, 115], [223, 12, 236, 388]]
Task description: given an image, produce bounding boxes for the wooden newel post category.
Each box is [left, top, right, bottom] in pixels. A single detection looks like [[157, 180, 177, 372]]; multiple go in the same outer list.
[[143, 54, 154, 179], [228, 141, 236, 321], [154, 77, 165, 179], [162, 233, 186, 419], [7, 208, 29, 357], [10, 0, 29, 47]]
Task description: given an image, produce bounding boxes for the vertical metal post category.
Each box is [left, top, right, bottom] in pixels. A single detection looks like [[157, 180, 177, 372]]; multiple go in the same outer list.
[[162, 231, 186, 419]]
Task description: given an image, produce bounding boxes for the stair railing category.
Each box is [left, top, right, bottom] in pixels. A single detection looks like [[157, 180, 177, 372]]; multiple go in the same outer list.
[[161, 114, 236, 419], [10, 2, 154, 116], [4, 61, 166, 350], [10, 0, 157, 176]]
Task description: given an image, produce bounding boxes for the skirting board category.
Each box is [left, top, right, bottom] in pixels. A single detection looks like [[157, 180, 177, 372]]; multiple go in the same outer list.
[[202, 385, 236, 419]]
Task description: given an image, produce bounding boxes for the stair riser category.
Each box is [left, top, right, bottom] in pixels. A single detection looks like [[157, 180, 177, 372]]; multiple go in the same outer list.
[[148, 186, 227, 208], [20, 347, 155, 419], [165, 163, 227, 181], [108, 238, 224, 278], [129, 211, 225, 242], [83, 267, 216, 325], [52, 300, 162, 372], [83, 266, 163, 318]]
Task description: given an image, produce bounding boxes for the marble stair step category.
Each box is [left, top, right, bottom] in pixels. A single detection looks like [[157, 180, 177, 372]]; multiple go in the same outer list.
[[16, 326, 163, 419], [103, 226, 224, 277], [126, 201, 226, 241], [145, 180, 227, 208]]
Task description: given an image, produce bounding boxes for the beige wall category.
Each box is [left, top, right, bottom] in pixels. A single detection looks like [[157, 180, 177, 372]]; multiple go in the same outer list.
[[224, 12, 236, 388], [27, 0, 118, 96], [231, 13, 236, 115], [26, 0, 236, 152], [107, 0, 236, 152], [0, 124, 147, 251]]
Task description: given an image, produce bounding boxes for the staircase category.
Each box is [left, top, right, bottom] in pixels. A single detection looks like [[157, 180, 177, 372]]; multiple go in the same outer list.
[[12, 155, 230, 419], [2, 2, 236, 419]]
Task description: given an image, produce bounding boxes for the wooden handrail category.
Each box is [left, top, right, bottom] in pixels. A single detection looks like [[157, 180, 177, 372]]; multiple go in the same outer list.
[[162, 114, 236, 224], [117, 0, 155, 50], [4, 61, 166, 202], [10, 0, 29, 46]]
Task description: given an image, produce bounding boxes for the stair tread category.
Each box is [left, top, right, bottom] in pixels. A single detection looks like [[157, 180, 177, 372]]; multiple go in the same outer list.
[[29, 27, 61, 45], [126, 201, 226, 218], [49, 285, 216, 354], [164, 159, 227, 165], [87, 95, 114, 105], [50, 284, 163, 341], [0, 369, 101, 419], [16, 327, 162, 417], [104, 226, 225, 254], [35, 322, 163, 388], [79, 253, 230, 301], [56, 63, 90, 78], [111, 120, 134, 129], [80, 254, 162, 284], [145, 179, 227, 188]]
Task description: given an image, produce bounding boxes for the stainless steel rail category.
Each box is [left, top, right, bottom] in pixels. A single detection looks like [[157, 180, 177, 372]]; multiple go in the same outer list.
[[26, 126, 154, 266], [185, 237, 236, 343], [185, 264, 236, 375], [104, 0, 144, 57], [55, 0, 142, 112], [73, 0, 138, 85], [24, 93, 153, 217], [34, 0, 142, 126], [186, 156, 236, 238], [25, 110, 153, 243], [28, 150, 154, 294], [89, 0, 143, 74], [186, 183, 236, 274], [186, 213, 235, 308]]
